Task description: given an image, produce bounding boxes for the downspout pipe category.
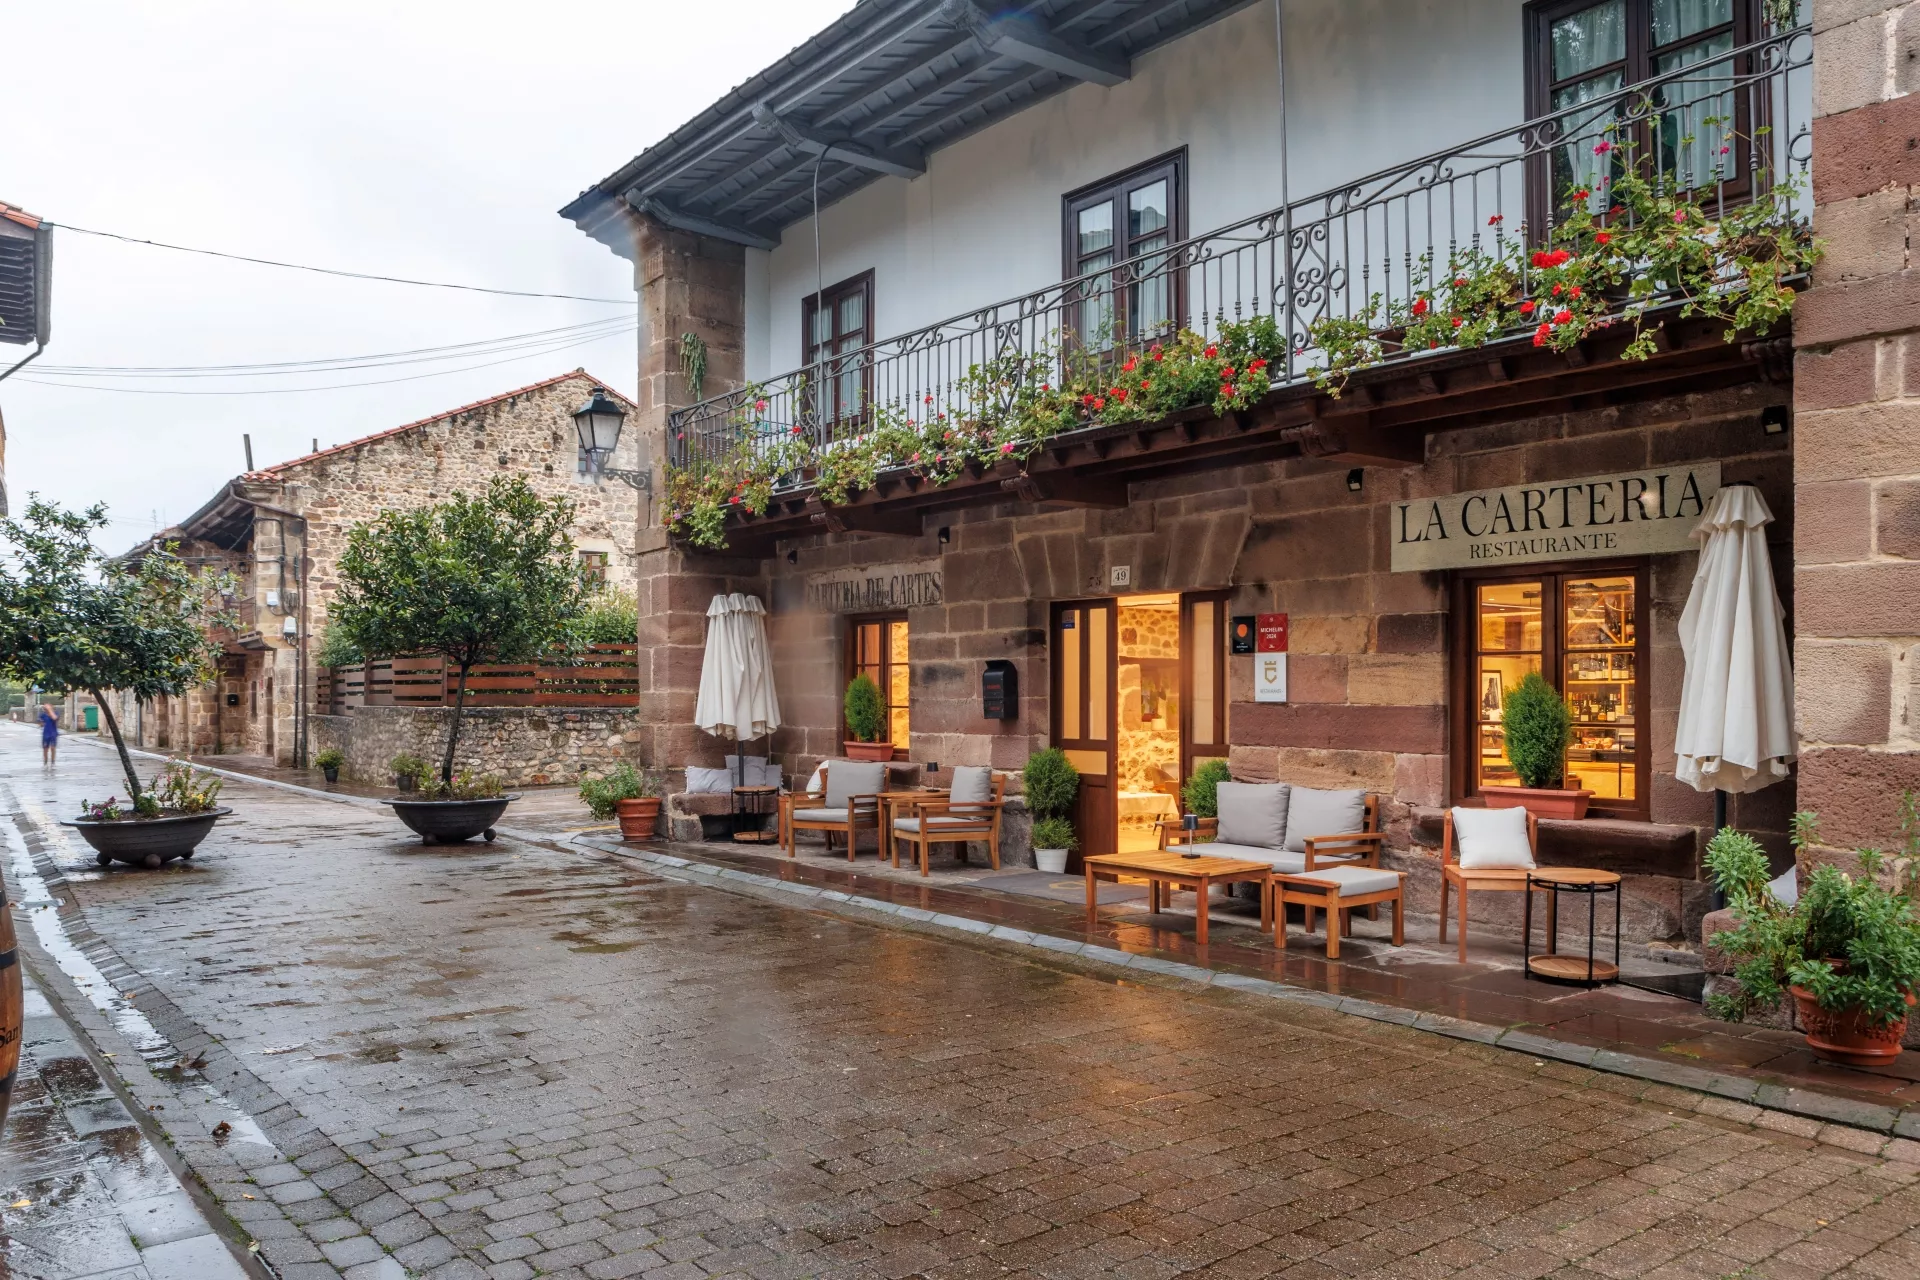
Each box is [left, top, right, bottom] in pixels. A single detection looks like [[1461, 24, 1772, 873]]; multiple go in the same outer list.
[[1273, 0, 1292, 382]]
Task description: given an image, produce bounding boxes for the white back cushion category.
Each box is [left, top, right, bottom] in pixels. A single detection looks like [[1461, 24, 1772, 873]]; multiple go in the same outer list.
[[804, 762, 826, 795], [1284, 787, 1369, 851], [1215, 782, 1289, 850], [1452, 805, 1535, 869], [949, 766, 993, 805]]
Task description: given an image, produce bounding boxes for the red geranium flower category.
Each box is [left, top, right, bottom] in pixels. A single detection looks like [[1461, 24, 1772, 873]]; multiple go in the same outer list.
[[1121, 358, 1137, 372], [1250, 358, 1267, 370], [1000, 442, 1014, 454], [1594, 231, 1611, 246], [1532, 323, 1551, 346], [1569, 285, 1582, 298], [1488, 214, 1504, 226], [729, 496, 740, 505], [1092, 397, 1106, 410], [1454, 277, 1469, 288], [1411, 297, 1429, 317], [1451, 316, 1464, 328], [1554, 309, 1572, 324], [1204, 345, 1218, 358], [1150, 346, 1165, 362], [754, 399, 768, 412], [1113, 389, 1128, 402], [1531, 251, 1548, 268], [1220, 366, 1235, 378], [1520, 299, 1536, 314], [1140, 379, 1151, 390], [1593, 140, 1612, 155]]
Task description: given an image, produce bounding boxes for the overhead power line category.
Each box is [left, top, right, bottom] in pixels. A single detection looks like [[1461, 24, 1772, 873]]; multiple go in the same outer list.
[[51, 222, 636, 305], [33, 316, 637, 379]]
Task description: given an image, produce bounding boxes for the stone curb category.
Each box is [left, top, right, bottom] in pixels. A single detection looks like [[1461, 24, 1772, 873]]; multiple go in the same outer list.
[[573, 835, 1920, 1158]]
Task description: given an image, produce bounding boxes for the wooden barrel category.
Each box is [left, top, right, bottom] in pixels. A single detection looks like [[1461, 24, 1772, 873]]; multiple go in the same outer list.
[[0, 879, 20, 1135]]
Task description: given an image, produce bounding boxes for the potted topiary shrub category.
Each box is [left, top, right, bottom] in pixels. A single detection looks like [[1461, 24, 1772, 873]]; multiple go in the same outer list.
[[330, 478, 589, 845], [1708, 806, 1920, 1067], [390, 752, 428, 793], [0, 499, 236, 867], [580, 764, 663, 841], [315, 748, 345, 785], [1023, 747, 1080, 872], [842, 673, 894, 761], [1487, 671, 1591, 819]]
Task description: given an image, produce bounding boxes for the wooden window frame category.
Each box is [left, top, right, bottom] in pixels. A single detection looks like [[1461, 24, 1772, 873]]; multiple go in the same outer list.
[[1523, 0, 1765, 231], [1179, 591, 1229, 789], [802, 269, 875, 431], [1061, 150, 1188, 350], [1449, 560, 1651, 821], [844, 612, 909, 752]]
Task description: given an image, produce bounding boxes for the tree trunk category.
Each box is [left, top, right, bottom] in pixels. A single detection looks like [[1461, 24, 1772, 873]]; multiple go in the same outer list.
[[88, 688, 143, 802], [440, 663, 472, 785]]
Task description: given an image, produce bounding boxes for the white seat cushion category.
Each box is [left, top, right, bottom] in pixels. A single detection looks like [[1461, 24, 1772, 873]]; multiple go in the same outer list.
[[1452, 805, 1536, 869], [1285, 787, 1368, 851], [792, 807, 849, 823], [1215, 782, 1289, 849], [1200, 842, 1305, 874], [1286, 866, 1402, 897], [893, 816, 976, 833]]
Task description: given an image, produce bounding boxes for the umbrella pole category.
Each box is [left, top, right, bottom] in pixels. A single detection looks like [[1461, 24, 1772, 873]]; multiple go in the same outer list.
[[1712, 789, 1728, 911]]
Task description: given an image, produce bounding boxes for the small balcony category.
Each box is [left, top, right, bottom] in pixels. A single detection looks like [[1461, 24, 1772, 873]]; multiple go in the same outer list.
[[667, 25, 1811, 555]]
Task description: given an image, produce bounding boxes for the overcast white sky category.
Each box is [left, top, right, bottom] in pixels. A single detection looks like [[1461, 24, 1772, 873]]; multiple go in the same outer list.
[[0, 0, 852, 548]]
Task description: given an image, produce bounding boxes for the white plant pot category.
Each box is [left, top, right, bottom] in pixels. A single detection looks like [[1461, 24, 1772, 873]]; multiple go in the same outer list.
[[1033, 847, 1069, 874]]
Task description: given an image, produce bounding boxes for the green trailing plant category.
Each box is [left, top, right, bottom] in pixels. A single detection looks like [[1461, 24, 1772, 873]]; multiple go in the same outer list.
[[331, 477, 588, 785], [1022, 748, 1079, 819], [418, 771, 506, 801], [1501, 671, 1573, 789], [0, 497, 235, 805], [1707, 801, 1920, 1027], [1030, 815, 1078, 852], [314, 748, 346, 772], [843, 673, 885, 744], [579, 763, 662, 820], [679, 332, 708, 399], [1182, 758, 1233, 819]]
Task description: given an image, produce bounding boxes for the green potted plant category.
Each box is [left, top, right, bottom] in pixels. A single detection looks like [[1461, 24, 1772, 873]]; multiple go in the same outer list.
[[1181, 758, 1232, 822], [1707, 805, 1920, 1067], [389, 752, 428, 793], [1488, 671, 1590, 819], [580, 764, 663, 841], [331, 478, 588, 844], [842, 673, 893, 762], [1023, 747, 1080, 873], [315, 748, 345, 785], [0, 499, 236, 868]]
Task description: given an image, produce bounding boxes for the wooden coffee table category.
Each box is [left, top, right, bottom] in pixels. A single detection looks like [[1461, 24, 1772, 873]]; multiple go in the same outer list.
[[1082, 849, 1272, 945]]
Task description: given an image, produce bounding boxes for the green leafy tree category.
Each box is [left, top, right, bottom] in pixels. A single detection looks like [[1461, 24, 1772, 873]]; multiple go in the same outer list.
[[0, 498, 232, 803], [330, 477, 588, 786], [1502, 671, 1573, 789]]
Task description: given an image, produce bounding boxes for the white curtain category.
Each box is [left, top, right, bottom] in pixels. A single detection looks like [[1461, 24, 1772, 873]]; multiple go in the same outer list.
[[1674, 485, 1796, 794]]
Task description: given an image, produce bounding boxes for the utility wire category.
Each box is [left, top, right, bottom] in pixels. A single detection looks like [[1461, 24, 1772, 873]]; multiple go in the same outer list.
[[51, 222, 635, 305], [20, 323, 638, 396], [33, 316, 636, 379]]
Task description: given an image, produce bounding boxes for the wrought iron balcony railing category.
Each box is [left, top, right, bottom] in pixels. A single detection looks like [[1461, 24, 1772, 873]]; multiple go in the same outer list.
[[668, 24, 1810, 483]]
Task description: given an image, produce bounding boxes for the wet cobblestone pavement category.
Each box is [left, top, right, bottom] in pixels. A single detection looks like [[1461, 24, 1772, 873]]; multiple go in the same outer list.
[[7, 726, 1920, 1279]]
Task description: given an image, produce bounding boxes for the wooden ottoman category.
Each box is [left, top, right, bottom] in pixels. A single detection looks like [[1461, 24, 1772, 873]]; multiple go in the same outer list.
[[1273, 866, 1406, 958]]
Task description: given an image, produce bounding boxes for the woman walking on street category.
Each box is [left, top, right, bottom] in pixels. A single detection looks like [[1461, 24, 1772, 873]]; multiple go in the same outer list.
[[38, 702, 58, 765]]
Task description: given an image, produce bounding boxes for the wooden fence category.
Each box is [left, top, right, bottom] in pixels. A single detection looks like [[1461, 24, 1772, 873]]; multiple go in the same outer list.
[[316, 643, 639, 713]]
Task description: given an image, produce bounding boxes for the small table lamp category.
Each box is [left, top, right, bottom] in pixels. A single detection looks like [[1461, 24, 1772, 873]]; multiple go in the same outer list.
[[1180, 812, 1200, 857]]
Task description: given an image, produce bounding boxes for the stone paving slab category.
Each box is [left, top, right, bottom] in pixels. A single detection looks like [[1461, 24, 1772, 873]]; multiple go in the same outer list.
[[13, 725, 1920, 1280]]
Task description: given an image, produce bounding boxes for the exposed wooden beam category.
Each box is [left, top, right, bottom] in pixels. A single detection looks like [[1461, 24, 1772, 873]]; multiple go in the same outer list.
[[805, 500, 923, 537], [1288, 422, 1426, 467], [941, 2, 1130, 86], [1000, 471, 1129, 507], [749, 103, 926, 179], [625, 194, 779, 250]]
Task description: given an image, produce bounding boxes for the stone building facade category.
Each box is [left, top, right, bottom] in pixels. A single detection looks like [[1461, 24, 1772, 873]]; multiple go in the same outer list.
[[118, 370, 643, 768]]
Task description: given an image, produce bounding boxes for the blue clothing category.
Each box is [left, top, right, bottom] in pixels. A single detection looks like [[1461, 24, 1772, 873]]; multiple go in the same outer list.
[[39, 709, 57, 746]]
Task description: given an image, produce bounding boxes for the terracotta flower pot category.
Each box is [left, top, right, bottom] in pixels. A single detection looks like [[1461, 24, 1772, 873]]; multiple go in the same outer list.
[[616, 797, 662, 842], [1484, 786, 1593, 820], [1788, 986, 1915, 1068], [842, 740, 896, 762]]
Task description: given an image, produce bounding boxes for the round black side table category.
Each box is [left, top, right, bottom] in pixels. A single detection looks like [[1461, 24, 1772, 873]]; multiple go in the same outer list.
[[731, 785, 780, 843], [1523, 867, 1622, 986]]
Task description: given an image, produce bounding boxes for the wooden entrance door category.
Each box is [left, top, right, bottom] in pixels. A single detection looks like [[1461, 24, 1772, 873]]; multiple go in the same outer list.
[[1180, 593, 1229, 788], [1051, 599, 1116, 867]]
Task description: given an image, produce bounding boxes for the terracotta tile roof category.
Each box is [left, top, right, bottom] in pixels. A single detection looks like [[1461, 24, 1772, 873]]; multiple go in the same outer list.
[[0, 202, 42, 231], [242, 368, 635, 481]]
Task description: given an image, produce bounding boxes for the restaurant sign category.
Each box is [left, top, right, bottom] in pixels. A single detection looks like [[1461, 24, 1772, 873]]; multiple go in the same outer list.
[[1389, 463, 1720, 573], [805, 560, 945, 613]]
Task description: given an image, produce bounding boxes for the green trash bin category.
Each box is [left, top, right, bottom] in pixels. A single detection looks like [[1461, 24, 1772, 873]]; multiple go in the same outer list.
[[83, 705, 98, 732]]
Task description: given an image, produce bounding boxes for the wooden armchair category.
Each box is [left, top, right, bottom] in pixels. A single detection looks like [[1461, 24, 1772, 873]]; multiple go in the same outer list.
[[779, 760, 887, 861], [891, 766, 1005, 876], [1438, 806, 1541, 963]]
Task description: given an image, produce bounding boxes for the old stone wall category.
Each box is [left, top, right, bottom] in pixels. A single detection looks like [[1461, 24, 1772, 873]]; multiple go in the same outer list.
[[749, 380, 1792, 942], [311, 705, 643, 788], [1792, 0, 1920, 867]]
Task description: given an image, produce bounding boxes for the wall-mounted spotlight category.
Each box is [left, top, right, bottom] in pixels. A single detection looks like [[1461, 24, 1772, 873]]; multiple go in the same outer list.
[[1761, 405, 1789, 435], [938, 526, 951, 545], [786, 548, 798, 564], [1346, 468, 1364, 492]]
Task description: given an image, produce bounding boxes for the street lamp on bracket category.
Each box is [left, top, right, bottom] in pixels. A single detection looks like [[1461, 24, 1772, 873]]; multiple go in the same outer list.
[[571, 387, 651, 492]]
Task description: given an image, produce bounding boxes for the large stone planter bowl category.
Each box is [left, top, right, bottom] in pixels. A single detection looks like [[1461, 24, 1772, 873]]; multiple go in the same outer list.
[[387, 796, 517, 845], [64, 808, 232, 869]]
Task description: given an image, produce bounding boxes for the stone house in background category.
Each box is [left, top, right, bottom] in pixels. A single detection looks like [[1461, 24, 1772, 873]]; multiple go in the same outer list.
[[117, 369, 642, 769], [558, 0, 1920, 949]]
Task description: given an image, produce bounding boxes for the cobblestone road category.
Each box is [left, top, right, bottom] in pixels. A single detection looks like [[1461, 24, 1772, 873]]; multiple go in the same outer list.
[[4, 726, 1919, 1280]]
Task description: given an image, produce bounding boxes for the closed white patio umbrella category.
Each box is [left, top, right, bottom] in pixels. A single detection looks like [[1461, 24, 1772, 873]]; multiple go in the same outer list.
[[694, 593, 782, 782], [1675, 483, 1796, 807]]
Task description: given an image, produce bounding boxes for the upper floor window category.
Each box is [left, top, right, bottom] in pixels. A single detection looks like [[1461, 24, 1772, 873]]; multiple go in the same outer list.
[[1062, 152, 1185, 349], [578, 550, 609, 589], [1526, 0, 1762, 215], [802, 270, 873, 429]]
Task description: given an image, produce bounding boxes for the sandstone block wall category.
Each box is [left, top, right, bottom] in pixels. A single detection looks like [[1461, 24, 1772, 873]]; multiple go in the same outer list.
[[311, 705, 644, 788], [1793, 0, 1920, 863]]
